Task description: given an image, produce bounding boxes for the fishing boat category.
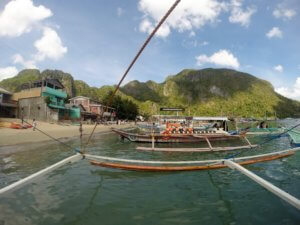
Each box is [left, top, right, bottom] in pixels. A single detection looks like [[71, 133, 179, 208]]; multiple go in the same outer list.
[[237, 120, 285, 136], [116, 116, 240, 143], [246, 127, 285, 135], [288, 129, 300, 146], [112, 127, 246, 143]]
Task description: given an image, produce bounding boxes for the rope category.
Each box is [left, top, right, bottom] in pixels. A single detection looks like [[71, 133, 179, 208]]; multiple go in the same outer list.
[[81, 0, 181, 153], [225, 123, 300, 159], [21, 119, 79, 152]]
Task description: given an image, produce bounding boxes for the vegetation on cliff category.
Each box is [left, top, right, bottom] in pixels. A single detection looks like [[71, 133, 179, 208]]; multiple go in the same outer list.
[[1, 68, 300, 118]]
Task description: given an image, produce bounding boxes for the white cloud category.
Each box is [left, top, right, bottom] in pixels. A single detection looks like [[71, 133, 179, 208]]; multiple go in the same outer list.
[[11, 27, 67, 69], [196, 49, 240, 69], [275, 77, 300, 100], [138, 0, 256, 37], [138, 0, 226, 38], [266, 27, 282, 39], [139, 19, 154, 33], [273, 65, 283, 73], [189, 31, 196, 37], [0, 66, 18, 81], [117, 7, 124, 17], [13, 54, 37, 69], [34, 27, 67, 61], [0, 0, 52, 37], [273, 4, 296, 20], [229, 0, 256, 27], [200, 41, 209, 46]]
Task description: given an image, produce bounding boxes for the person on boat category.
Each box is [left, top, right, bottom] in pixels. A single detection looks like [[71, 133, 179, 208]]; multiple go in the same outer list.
[[33, 119, 37, 131], [259, 121, 267, 128], [213, 122, 221, 130]]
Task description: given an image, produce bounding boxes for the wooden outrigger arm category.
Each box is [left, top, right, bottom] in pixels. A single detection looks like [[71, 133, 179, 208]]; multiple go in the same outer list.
[[137, 134, 257, 153], [224, 160, 300, 210]]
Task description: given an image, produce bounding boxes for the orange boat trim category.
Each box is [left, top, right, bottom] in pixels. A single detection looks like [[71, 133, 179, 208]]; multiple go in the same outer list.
[[90, 151, 294, 172]]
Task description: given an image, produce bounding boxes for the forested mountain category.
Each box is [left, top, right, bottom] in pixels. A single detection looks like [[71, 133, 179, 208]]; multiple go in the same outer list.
[[1, 68, 299, 118]]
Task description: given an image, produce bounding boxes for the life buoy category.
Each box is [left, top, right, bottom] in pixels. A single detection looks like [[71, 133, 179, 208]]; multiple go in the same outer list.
[[162, 135, 170, 140], [10, 123, 24, 129], [128, 135, 137, 141], [162, 129, 170, 135]]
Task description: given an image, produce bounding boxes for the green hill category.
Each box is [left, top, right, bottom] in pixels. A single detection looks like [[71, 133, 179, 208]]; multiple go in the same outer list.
[[1, 68, 299, 118], [0, 69, 76, 97], [120, 68, 300, 118]]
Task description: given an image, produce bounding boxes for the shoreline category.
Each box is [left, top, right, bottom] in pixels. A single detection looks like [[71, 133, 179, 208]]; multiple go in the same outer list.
[[0, 120, 132, 155]]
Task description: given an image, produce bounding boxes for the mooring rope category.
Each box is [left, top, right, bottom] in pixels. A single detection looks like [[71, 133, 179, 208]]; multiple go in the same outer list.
[[21, 119, 77, 152]]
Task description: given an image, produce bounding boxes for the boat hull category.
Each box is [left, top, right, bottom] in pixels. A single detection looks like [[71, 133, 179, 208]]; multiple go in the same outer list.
[[288, 130, 300, 146], [246, 128, 285, 136], [112, 128, 243, 143], [90, 151, 294, 172]]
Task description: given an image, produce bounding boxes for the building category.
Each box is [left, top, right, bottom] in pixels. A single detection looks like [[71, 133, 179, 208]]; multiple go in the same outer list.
[[69, 96, 115, 121], [12, 79, 80, 122], [0, 87, 17, 117]]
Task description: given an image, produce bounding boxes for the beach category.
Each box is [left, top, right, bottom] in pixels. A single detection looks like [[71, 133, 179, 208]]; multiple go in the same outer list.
[[0, 118, 131, 154]]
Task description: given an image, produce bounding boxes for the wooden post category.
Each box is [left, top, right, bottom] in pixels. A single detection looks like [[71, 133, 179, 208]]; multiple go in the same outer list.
[[205, 137, 213, 150], [152, 133, 155, 150], [224, 160, 300, 210], [79, 121, 83, 151], [28, 104, 31, 120], [243, 136, 252, 147]]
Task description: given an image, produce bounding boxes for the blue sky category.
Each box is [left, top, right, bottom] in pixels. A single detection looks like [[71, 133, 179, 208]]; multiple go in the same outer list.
[[0, 0, 299, 100]]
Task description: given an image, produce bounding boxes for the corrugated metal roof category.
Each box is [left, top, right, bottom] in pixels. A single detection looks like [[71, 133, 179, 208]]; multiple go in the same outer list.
[[0, 87, 12, 95], [69, 96, 90, 100], [193, 117, 229, 121]]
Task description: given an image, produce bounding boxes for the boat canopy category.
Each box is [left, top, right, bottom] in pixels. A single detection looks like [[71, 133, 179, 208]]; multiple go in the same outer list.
[[151, 115, 229, 122], [192, 117, 229, 121]]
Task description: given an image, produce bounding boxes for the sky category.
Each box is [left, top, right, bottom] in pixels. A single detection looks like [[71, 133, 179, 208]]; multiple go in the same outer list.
[[0, 0, 300, 100]]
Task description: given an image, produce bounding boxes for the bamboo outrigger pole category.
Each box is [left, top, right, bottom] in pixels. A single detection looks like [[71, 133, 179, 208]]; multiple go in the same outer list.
[[0, 154, 81, 196]]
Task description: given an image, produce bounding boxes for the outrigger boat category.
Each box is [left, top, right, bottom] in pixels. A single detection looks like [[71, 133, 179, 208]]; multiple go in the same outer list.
[[112, 127, 245, 143], [246, 127, 285, 135], [114, 116, 241, 143], [288, 129, 300, 146], [113, 116, 257, 151], [237, 120, 285, 136]]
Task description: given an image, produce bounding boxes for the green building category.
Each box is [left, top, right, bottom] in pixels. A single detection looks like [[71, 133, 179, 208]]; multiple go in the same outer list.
[[13, 79, 80, 121]]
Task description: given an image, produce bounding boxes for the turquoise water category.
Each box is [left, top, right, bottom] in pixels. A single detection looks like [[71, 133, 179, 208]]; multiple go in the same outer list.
[[0, 119, 300, 225]]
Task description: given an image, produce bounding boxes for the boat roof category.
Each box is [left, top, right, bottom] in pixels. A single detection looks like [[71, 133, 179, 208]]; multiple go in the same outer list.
[[152, 115, 229, 121], [192, 117, 229, 121], [0, 87, 12, 95]]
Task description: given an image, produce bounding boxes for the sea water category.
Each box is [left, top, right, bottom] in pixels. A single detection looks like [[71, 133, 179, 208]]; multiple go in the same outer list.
[[0, 119, 299, 225]]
